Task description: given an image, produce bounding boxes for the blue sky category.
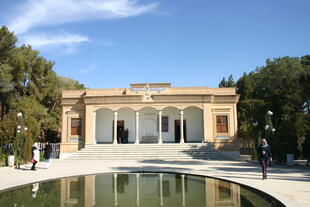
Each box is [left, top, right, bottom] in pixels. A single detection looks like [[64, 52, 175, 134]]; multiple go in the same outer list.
[[1, 0, 309, 88]]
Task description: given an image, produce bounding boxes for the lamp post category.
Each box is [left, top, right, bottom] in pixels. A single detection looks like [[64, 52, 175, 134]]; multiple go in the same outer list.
[[265, 110, 275, 145], [252, 121, 259, 159], [14, 112, 28, 168]]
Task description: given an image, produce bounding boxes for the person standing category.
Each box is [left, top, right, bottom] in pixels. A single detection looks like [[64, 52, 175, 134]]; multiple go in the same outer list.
[[124, 128, 129, 143], [119, 128, 126, 144], [44, 141, 52, 169], [31, 143, 40, 170], [257, 139, 272, 179], [117, 128, 122, 143]]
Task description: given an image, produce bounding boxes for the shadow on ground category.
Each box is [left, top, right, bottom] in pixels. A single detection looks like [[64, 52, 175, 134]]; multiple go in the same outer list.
[[136, 159, 310, 182]]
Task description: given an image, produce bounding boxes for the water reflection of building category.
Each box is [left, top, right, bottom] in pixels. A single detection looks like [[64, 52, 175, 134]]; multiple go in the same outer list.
[[60, 173, 243, 207]]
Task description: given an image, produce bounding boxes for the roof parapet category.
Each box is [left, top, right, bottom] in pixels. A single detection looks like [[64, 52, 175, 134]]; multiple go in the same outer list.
[[130, 83, 171, 89]]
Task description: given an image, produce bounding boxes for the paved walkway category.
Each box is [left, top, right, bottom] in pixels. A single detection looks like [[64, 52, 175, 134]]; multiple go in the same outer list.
[[0, 159, 309, 207]]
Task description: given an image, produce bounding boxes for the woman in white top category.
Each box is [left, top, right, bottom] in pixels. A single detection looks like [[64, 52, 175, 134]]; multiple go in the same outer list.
[[31, 143, 40, 170]]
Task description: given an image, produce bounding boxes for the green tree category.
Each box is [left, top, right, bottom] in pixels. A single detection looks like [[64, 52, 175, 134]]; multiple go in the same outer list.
[[0, 26, 16, 120], [0, 26, 16, 63], [219, 75, 235, 87], [233, 56, 309, 163], [301, 55, 310, 165], [0, 26, 85, 165]]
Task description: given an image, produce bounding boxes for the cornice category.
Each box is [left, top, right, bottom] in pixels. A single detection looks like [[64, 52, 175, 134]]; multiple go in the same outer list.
[[62, 94, 239, 106]]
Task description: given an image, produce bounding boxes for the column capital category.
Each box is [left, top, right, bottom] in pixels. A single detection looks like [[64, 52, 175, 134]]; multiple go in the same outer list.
[[158, 110, 162, 115], [114, 111, 118, 116], [180, 110, 184, 115], [135, 111, 139, 116]]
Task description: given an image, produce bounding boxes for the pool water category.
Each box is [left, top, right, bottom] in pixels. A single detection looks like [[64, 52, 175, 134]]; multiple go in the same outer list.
[[0, 173, 285, 207]]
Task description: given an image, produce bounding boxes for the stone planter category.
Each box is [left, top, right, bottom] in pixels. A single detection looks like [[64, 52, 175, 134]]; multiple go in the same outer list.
[[8, 155, 14, 167], [286, 154, 294, 166]]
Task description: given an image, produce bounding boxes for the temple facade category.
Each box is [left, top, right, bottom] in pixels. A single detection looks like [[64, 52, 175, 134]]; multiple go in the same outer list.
[[60, 83, 240, 156]]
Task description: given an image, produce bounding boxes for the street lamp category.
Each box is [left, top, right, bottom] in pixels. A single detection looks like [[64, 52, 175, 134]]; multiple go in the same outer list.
[[265, 110, 275, 144], [14, 112, 28, 168], [253, 121, 258, 127], [252, 121, 261, 159], [267, 110, 273, 116]]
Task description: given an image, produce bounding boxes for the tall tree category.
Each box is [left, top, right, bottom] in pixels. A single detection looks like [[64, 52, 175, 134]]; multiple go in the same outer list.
[[301, 55, 310, 164], [219, 75, 235, 87], [232, 56, 309, 162], [0, 26, 85, 163], [0, 26, 17, 120]]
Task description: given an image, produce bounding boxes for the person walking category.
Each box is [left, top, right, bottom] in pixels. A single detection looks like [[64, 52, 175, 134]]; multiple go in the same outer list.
[[257, 139, 272, 179], [44, 141, 52, 169], [31, 143, 40, 170]]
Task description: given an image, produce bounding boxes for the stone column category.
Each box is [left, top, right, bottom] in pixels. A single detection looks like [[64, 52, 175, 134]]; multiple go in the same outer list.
[[66, 112, 70, 142], [203, 103, 213, 143], [158, 111, 163, 144], [84, 175, 96, 207], [205, 178, 215, 206], [113, 174, 118, 206], [61, 107, 68, 144], [181, 174, 185, 206], [113, 111, 118, 144], [136, 174, 140, 207], [180, 110, 184, 144], [93, 111, 96, 144], [159, 173, 163, 206], [85, 105, 94, 145], [135, 111, 139, 144]]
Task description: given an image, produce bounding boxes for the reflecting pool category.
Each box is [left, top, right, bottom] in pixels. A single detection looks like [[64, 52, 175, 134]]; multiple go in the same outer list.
[[0, 173, 285, 207]]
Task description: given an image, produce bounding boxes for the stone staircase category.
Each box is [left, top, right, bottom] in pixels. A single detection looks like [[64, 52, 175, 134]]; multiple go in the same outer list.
[[65, 143, 228, 160]]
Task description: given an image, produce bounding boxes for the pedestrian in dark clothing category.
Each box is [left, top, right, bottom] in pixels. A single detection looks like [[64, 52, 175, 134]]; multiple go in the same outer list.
[[120, 128, 126, 144], [44, 141, 52, 169], [257, 139, 272, 180], [124, 128, 129, 143], [117, 128, 123, 143]]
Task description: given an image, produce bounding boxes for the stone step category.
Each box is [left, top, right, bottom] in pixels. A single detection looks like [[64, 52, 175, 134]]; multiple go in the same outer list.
[[65, 143, 226, 160], [83, 147, 213, 150], [79, 150, 218, 153], [76, 151, 219, 154], [67, 154, 224, 158], [82, 148, 215, 150], [67, 157, 223, 160], [84, 144, 212, 147], [75, 150, 219, 153], [82, 148, 216, 151], [69, 154, 222, 157], [75, 153, 222, 157]]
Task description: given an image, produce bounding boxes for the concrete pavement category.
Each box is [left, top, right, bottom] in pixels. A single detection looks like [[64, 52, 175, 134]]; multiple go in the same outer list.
[[0, 159, 309, 207]]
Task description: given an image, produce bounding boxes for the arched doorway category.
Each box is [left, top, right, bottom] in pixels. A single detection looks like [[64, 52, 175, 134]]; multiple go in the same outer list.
[[184, 106, 203, 143], [95, 108, 113, 143], [117, 107, 135, 143], [139, 107, 158, 143], [162, 106, 180, 143]]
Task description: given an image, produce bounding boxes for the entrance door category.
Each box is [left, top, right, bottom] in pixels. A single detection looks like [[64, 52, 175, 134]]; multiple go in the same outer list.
[[112, 120, 124, 143], [174, 120, 187, 143]]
